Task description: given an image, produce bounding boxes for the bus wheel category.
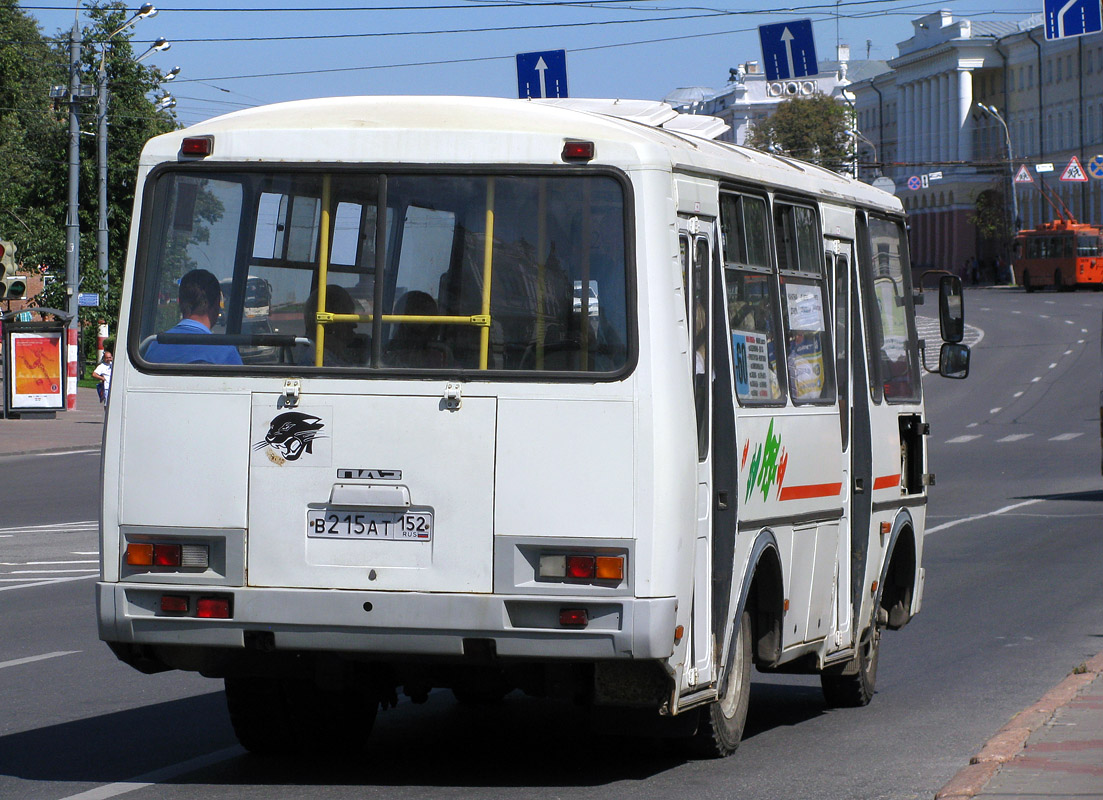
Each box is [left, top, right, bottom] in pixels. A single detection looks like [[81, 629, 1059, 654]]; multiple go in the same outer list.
[[225, 675, 378, 755], [820, 619, 881, 708], [1022, 271, 1034, 292], [689, 611, 752, 758], [1053, 269, 1063, 291]]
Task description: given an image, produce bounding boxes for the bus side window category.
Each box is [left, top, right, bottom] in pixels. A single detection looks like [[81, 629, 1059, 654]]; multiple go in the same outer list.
[[774, 203, 836, 405], [721, 193, 786, 405]]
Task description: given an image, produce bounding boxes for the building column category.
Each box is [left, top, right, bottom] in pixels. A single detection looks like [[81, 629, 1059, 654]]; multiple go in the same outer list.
[[948, 71, 959, 162], [957, 68, 974, 163], [938, 73, 950, 166]]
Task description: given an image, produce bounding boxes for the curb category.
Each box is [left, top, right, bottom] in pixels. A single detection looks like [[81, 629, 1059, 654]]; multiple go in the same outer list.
[[934, 652, 1103, 799]]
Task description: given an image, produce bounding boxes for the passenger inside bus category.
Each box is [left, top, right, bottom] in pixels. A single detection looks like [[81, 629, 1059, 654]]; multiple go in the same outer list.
[[145, 269, 244, 365], [296, 284, 368, 367], [385, 290, 450, 368]]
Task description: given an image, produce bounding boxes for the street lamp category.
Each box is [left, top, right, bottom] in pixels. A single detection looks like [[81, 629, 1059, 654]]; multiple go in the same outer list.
[[96, 5, 162, 308], [849, 129, 881, 178], [976, 103, 1021, 233]]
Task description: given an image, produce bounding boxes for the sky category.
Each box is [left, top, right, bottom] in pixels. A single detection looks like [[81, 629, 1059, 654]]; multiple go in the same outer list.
[[24, 0, 1041, 128]]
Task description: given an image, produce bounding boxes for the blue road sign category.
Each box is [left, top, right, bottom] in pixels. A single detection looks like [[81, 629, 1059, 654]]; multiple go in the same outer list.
[[516, 50, 568, 99], [1044, 0, 1102, 40], [77, 292, 99, 307], [758, 20, 819, 81]]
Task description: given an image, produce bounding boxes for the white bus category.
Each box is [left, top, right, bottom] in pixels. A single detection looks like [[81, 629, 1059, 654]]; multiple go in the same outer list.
[[98, 96, 969, 757]]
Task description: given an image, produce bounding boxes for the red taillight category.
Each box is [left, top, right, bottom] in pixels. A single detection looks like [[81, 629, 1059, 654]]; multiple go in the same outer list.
[[196, 597, 231, 619], [565, 555, 596, 579], [181, 136, 213, 157], [160, 595, 189, 613], [562, 140, 594, 161], [152, 544, 182, 567], [559, 608, 589, 627]]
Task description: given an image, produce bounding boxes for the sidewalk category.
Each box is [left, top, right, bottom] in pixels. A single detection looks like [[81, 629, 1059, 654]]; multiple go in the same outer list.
[[937, 652, 1103, 800], [0, 386, 104, 457]]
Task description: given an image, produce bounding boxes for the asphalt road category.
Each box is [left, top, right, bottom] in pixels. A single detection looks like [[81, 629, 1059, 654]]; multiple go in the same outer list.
[[1, 287, 1101, 800]]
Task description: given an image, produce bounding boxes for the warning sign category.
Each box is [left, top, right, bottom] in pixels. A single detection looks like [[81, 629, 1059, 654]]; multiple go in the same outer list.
[[1014, 164, 1033, 184], [1060, 155, 1088, 182]]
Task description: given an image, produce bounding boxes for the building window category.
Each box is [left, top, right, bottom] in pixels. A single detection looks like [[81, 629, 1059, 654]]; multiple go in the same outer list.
[[1028, 64, 1034, 88]]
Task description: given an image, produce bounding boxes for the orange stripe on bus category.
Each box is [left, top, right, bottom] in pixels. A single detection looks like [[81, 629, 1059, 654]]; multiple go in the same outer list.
[[873, 474, 901, 490], [779, 483, 843, 501]]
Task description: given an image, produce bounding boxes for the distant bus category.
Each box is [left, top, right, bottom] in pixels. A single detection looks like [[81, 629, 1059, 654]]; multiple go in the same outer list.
[[1012, 218, 1103, 291]]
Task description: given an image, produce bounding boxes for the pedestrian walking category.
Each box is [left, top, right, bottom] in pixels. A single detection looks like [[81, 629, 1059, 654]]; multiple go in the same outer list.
[[93, 349, 113, 407]]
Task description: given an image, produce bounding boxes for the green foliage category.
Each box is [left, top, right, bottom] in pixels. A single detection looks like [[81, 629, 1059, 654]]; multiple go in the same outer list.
[[745, 94, 852, 172], [0, 0, 176, 355], [970, 190, 1011, 244]]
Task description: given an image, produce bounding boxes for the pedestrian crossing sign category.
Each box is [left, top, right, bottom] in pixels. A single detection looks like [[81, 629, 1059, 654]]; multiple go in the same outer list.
[[1059, 155, 1088, 182], [1014, 164, 1033, 184]]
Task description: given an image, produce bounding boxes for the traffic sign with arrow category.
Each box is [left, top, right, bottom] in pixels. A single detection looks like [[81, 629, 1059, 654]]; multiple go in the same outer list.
[[516, 50, 568, 99], [758, 20, 819, 81]]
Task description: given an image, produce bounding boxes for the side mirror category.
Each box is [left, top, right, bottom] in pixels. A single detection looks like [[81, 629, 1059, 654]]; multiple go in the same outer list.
[[939, 343, 970, 379], [938, 275, 964, 343]]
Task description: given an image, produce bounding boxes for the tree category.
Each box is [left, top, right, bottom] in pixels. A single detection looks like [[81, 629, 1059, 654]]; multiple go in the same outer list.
[[0, 1, 176, 361], [745, 94, 851, 173]]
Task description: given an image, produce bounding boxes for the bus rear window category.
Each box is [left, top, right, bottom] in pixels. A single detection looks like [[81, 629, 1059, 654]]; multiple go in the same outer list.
[[133, 170, 631, 375]]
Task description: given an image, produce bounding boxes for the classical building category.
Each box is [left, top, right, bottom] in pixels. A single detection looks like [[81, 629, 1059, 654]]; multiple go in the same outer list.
[[665, 45, 888, 147], [848, 10, 1103, 275]]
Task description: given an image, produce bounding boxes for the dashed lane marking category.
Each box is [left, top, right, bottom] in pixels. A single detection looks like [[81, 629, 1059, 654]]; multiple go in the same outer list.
[[1050, 433, 1083, 441], [59, 747, 245, 800], [0, 651, 81, 670], [927, 499, 1044, 534], [947, 435, 983, 444], [997, 434, 1033, 443]]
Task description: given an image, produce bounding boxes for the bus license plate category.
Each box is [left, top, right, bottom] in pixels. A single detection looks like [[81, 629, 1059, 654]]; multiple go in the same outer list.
[[307, 509, 433, 541]]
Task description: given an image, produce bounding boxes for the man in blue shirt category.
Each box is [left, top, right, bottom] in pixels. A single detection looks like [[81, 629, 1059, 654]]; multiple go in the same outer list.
[[145, 269, 243, 365]]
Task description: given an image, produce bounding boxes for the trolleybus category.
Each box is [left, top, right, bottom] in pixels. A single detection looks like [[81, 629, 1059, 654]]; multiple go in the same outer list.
[[97, 96, 968, 758], [1012, 216, 1103, 291]]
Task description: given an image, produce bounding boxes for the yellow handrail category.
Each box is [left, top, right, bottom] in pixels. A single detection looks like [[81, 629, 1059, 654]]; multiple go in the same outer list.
[[314, 175, 332, 367], [479, 178, 495, 369]]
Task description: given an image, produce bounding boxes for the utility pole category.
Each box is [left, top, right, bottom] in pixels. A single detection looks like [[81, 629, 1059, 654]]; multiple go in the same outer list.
[[66, 22, 82, 408]]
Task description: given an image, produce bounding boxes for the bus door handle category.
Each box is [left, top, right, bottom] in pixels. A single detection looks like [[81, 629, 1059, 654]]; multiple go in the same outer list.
[[854, 478, 865, 494]]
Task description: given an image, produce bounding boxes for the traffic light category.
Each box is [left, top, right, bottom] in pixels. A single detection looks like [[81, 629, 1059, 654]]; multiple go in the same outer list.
[[0, 239, 26, 299]]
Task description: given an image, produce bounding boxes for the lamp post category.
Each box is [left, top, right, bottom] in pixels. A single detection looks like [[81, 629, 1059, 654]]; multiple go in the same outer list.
[[976, 103, 1020, 233], [850, 129, 881, 179], [96, 3, 162, 308]]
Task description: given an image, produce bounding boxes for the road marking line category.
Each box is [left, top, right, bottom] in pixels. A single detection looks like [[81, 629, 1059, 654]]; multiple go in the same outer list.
[[0, 560, 99, 566], [927, 498, 1044, 534], [8, 568, 99, 574], [72, 551, 100, 556], [997, 434, 1033, 443], [0, 650, 81, 670], [1049, 363, 1057, 369], [1064, 349, 1073, 355], [1040, 314, 1050, 318], [0, 520, 97, 534], [990, 408, 1002, 415], [1031, 377, 1041, 382], [946, 435, 982, 444], [0, 574, 98, 591], [967, 422, 979, 428], [1050, 433, 1083, 441], [59, 746, 244, 800], [1014, 391, 1024, 398]]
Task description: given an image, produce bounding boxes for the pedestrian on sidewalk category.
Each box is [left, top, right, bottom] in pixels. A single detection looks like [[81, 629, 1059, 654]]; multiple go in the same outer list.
[[93, 348, 113, 407]]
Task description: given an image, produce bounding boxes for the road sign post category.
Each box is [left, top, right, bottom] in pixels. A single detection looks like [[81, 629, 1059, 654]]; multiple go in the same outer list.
[[516, 50, 568, 99], [758, 20, 819, 81]]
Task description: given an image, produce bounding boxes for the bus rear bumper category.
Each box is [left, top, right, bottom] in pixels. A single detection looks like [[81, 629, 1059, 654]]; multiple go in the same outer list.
[[96, 582, 678, 666]]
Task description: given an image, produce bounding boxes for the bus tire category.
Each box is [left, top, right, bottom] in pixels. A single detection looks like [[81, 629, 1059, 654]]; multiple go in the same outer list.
[[820, 620, 881, 708], [225, 675, 378, 756], [689, 611, 752, 758], [1022, 271, 1033, 292]]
